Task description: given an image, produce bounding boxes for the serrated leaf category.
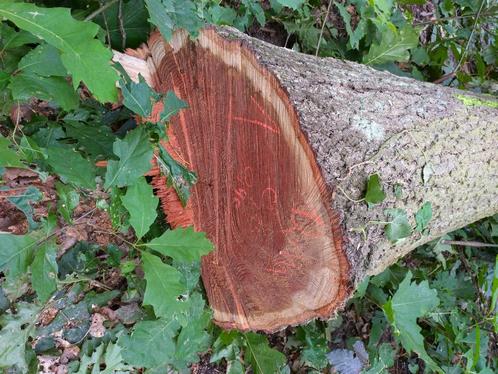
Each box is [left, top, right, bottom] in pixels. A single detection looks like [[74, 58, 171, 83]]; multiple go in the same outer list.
[[364, 26, 419, 65], [120, 74, 159, 117], [47, 147, 96, 189], [9, 72, 79, 111], [335, 2, 366, 50], [141, 251, 188, 319], [17, 43, 66, 77], [276, 0, 304, 10], [243, 332, 286, 374], [118, 318, 179, 368], [0, 302, 39, 372], [121, 177, 158, 239], [145, 226, 213, 263], [56, 182, 80, 223], [157, 144, 197, 206], [6, 186, 43, 230], [0, 2, 118, 102], [31, 241, 58, 302], [104, 127, 153, 189], [383, 271, 441, 372], [160, 90, 188, 122], [145, 0, 204, 41], [0, 233, 36, 281], [0, 135, 24, 168], [99, 340, 133, 374], [415, 201, 432, 233], [365, 174, 386, 205], [385, 208, 412, 243]]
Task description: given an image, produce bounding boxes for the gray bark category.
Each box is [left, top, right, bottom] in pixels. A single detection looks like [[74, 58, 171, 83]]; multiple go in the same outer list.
[[216, 27, 498, 288]]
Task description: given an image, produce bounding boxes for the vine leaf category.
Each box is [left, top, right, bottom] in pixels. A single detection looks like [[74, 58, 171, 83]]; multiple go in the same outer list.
[[385, 208, 412, 243], [121, 177, 158, 239], [415, 201, 432, 233], [145, 226, 213, 263], [0, 1, 118, 102], [157, 144, 197, 206], [364, 173, 386, 205]]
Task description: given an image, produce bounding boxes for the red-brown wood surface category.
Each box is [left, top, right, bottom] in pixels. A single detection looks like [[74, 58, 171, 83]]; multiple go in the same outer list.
[[147, 29, 350, 332]]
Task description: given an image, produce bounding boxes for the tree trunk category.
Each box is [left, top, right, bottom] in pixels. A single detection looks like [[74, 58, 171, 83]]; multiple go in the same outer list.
[[116, 27, 498, 333]]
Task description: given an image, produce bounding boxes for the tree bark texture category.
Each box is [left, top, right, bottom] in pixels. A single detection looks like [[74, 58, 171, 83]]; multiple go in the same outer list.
[[117, 27, 498, 332]]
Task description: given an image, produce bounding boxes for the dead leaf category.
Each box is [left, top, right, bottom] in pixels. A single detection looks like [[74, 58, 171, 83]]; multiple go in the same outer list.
[[89, 313, 106, 338]]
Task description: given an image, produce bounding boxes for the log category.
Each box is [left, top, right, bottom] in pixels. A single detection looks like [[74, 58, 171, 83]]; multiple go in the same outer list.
[[117, 27, 498, 332]]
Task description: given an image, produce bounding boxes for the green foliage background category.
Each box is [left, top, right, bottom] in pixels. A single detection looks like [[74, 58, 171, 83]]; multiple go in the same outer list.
[[0, 0, 497, 373]]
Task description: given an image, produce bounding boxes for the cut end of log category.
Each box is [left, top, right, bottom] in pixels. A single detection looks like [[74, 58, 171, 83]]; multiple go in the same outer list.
[[144, 28, 350, 332]]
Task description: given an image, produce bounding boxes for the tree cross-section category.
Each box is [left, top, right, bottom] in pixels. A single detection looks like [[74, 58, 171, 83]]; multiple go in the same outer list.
[[117, 27, 498, 332]]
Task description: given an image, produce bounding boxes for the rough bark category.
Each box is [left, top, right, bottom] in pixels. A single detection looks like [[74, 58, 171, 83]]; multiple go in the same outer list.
[[117, 27, 498, 332]]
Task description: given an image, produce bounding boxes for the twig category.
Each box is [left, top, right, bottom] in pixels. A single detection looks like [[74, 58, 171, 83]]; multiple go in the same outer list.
[[434, 0, 486, 85], [118, 0, 127, 50], [441, 240, 498, 248], [316, 0, 333, 56], [84, 0, 119, 21]]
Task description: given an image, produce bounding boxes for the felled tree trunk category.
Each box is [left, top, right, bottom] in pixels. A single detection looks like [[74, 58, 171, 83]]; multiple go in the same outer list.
[[116, 27, 498, 332]]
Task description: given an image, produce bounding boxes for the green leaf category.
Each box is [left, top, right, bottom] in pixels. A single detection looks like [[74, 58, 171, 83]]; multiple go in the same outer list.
[[491, 255, 498, 312], [385, 208, 412, 243], [56, 182, 80, 224], [243, 332, 286, 374], [94, 0, 149, 49], [365, 174, 386, 205], [157, 144, 197, 206], [99, 340, 133, 374], [9, 72, 79, 111], [64, 120, 116, 160], [276, 0, 304, 10], [145, 226, 213, 263], [0, 2, 118, 102], [141, 251, 188, 319], [6, 186, 43, 230], [121, 177, 158, 239], [144, 0, 204, 41], [173, 309, 212, 369], [0, 233, 36, 281], [297, 322, 329, 369], [415, 201, 432, 233], [0, 302, 39, 372], [17, 43, 67, 77], [364, 26, 419, 65], [160, 90, 188, 122], [383, 271, 441, 372], [335, 2, 366, 50], [47, 147, 96, 189], [31, 241, 58, 302], [118, 318, 180, 368], [0, 23, 40, 50], [120, 74, 159, 117], [104, 127, 153, 189], [0, 135, 24, 168]]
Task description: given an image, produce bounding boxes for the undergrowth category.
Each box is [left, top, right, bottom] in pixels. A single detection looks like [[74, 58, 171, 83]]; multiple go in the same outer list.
[[0, 0, 497, 373]]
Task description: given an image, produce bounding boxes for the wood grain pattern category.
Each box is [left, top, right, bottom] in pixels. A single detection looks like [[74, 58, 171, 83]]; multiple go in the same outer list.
[[144, 29, 349, 332]]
